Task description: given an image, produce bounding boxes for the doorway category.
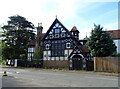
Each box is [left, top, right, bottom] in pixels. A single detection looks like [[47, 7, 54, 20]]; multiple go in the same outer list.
[[72, 55, 82, 70]]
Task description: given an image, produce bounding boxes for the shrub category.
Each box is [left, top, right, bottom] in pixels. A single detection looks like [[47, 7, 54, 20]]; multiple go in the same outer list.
[[111, 52, 120, 57]]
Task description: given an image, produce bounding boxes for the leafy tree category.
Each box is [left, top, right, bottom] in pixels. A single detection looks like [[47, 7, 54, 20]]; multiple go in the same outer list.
[[87, 24, 116, 57], [2, 15, 35, 60], [33, 47, 43, 60]]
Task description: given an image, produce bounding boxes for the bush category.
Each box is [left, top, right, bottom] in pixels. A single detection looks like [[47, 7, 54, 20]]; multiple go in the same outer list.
[[111, 52, 120, 57]]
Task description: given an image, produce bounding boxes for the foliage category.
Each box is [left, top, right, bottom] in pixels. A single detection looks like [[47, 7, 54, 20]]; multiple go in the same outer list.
[[111, 52, 120, 57], [33, 48, 43, 60], [87, 24, 116, 57], [2, 15, 35, 60]]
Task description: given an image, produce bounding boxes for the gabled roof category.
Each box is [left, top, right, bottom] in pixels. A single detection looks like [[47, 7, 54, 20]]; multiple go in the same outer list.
[[71, 26, 79, 32], [68, 45, 89, 58], [106, 30, 120, 39], [42, 18, 73, 41], [78, 46, 89, 53]]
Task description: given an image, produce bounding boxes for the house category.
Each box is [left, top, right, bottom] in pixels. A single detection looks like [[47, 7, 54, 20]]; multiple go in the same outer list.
[[27, 18, 92, 70], [27, 23, 45, 61], [106, 30, 120, 53]]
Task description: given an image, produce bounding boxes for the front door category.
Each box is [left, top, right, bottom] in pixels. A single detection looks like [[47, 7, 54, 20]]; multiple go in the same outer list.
[[72, 55, 82, 70]]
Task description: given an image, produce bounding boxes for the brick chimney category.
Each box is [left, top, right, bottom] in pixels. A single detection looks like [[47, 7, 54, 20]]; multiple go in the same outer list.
[[35, 23, 43, 54]]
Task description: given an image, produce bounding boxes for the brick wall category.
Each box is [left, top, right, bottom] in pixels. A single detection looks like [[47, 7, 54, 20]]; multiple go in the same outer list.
[[43, 60, 69, 69]]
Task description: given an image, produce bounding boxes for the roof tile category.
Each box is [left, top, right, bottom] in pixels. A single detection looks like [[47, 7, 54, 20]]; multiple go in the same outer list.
[[106, 30, 120, 39]]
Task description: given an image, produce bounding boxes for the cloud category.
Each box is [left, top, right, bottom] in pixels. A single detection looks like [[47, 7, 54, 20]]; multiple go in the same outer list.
[[0, 0, 118, 39]]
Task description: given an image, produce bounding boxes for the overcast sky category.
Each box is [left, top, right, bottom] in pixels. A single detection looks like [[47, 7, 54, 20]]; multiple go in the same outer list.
[[0, 0, 119, 39]]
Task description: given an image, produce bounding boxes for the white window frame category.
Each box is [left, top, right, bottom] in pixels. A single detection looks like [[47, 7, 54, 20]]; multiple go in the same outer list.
[[46, 44, 50, 50], [66, 43, 71, 48]]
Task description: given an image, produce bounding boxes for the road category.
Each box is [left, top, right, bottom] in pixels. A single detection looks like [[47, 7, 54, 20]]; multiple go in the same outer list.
[[0, 67, 119, 88]]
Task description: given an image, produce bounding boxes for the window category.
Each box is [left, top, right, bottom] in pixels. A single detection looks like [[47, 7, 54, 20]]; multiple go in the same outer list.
[[55, 34, 59, 38], [61, 33, 65, 37], [55, 28, 60, 33], [55, 23, 59, 27], [66, 43, 70, 49], [28, 47, 35, 52], [46, 44, 50, 50], [75, 32, 78, 35], [51, 40, 65, 56]]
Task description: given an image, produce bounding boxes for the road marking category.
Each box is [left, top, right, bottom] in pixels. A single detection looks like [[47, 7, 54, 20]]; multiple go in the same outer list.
[[85, 76, 118, 81]]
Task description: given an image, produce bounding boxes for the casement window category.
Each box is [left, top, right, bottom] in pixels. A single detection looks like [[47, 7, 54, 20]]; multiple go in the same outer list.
[[51, 40, 65, 56]]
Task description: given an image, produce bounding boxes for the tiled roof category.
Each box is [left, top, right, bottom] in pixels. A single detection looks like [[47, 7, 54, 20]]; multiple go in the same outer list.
[[27, 39, 36, 46], [27, 33, 45, 46], [71, 26, 79, 32], [106, 30, 120, 39], [78, 46, 89, 53]]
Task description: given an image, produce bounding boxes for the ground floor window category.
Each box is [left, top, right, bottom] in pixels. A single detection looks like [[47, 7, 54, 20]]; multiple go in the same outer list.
[[51, 40, 65, 56]]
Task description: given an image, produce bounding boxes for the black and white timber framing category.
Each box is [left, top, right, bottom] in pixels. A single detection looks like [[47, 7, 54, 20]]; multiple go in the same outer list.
[[41, 18, 91, 70]]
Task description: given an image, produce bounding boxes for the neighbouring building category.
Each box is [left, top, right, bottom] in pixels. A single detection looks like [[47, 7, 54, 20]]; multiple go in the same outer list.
[[27, 18, 92, 70], [106, 30, 120, 53], [27, 23, 45, 61]]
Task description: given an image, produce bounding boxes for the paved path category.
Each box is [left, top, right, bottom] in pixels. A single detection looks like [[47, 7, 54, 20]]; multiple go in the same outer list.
[[1, 67, 119, 87]]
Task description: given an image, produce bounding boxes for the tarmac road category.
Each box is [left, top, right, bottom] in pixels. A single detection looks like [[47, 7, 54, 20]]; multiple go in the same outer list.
[[1, 67, 119, 88]]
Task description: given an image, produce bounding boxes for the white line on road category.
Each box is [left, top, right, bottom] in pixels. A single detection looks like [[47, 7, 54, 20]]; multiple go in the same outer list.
[[85, 76, 118, 81]]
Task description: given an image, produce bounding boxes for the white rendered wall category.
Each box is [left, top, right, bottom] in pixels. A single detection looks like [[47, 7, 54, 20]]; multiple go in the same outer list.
[[113, 39, 120, 53]]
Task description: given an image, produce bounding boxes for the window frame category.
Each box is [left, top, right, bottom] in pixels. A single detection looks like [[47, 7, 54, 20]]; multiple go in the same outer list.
[[51, 40, 65, 57]]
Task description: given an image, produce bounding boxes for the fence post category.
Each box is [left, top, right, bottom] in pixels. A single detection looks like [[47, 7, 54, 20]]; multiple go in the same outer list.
[[94, 57, 96, 71]]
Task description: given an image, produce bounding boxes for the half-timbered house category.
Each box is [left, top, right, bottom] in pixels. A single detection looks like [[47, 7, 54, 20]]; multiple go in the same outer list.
[[27, 18, 91, 70], [41, 18, 91, 70]]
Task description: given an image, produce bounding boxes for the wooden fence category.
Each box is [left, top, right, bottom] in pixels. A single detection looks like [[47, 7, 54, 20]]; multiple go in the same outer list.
[[94, 57, 120, 72]]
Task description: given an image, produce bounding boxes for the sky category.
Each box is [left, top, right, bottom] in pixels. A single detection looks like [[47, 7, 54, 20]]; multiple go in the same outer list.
[[0, 0, 119, 39]]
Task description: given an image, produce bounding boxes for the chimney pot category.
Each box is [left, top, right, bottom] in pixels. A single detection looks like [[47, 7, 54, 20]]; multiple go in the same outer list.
[[38, 23, 42, 27]]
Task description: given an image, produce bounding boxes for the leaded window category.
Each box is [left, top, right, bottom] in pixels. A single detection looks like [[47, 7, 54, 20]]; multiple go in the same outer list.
[[51, 40, 65, 56]]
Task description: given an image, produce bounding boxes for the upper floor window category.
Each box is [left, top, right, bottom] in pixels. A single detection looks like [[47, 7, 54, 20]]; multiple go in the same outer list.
[[46, 44, 50, 50], [28, 47, 35, 52], [55, 28, 60, 33], [61, 33, 66, 37], [66, 43, 71, 49]]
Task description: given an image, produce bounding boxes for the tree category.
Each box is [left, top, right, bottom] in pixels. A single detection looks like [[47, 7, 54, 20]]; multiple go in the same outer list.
[[2, 15, 35, 60], [32, 48, 43, 67], [33, 47, 43, 60], [87, 24, 116, 57]]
